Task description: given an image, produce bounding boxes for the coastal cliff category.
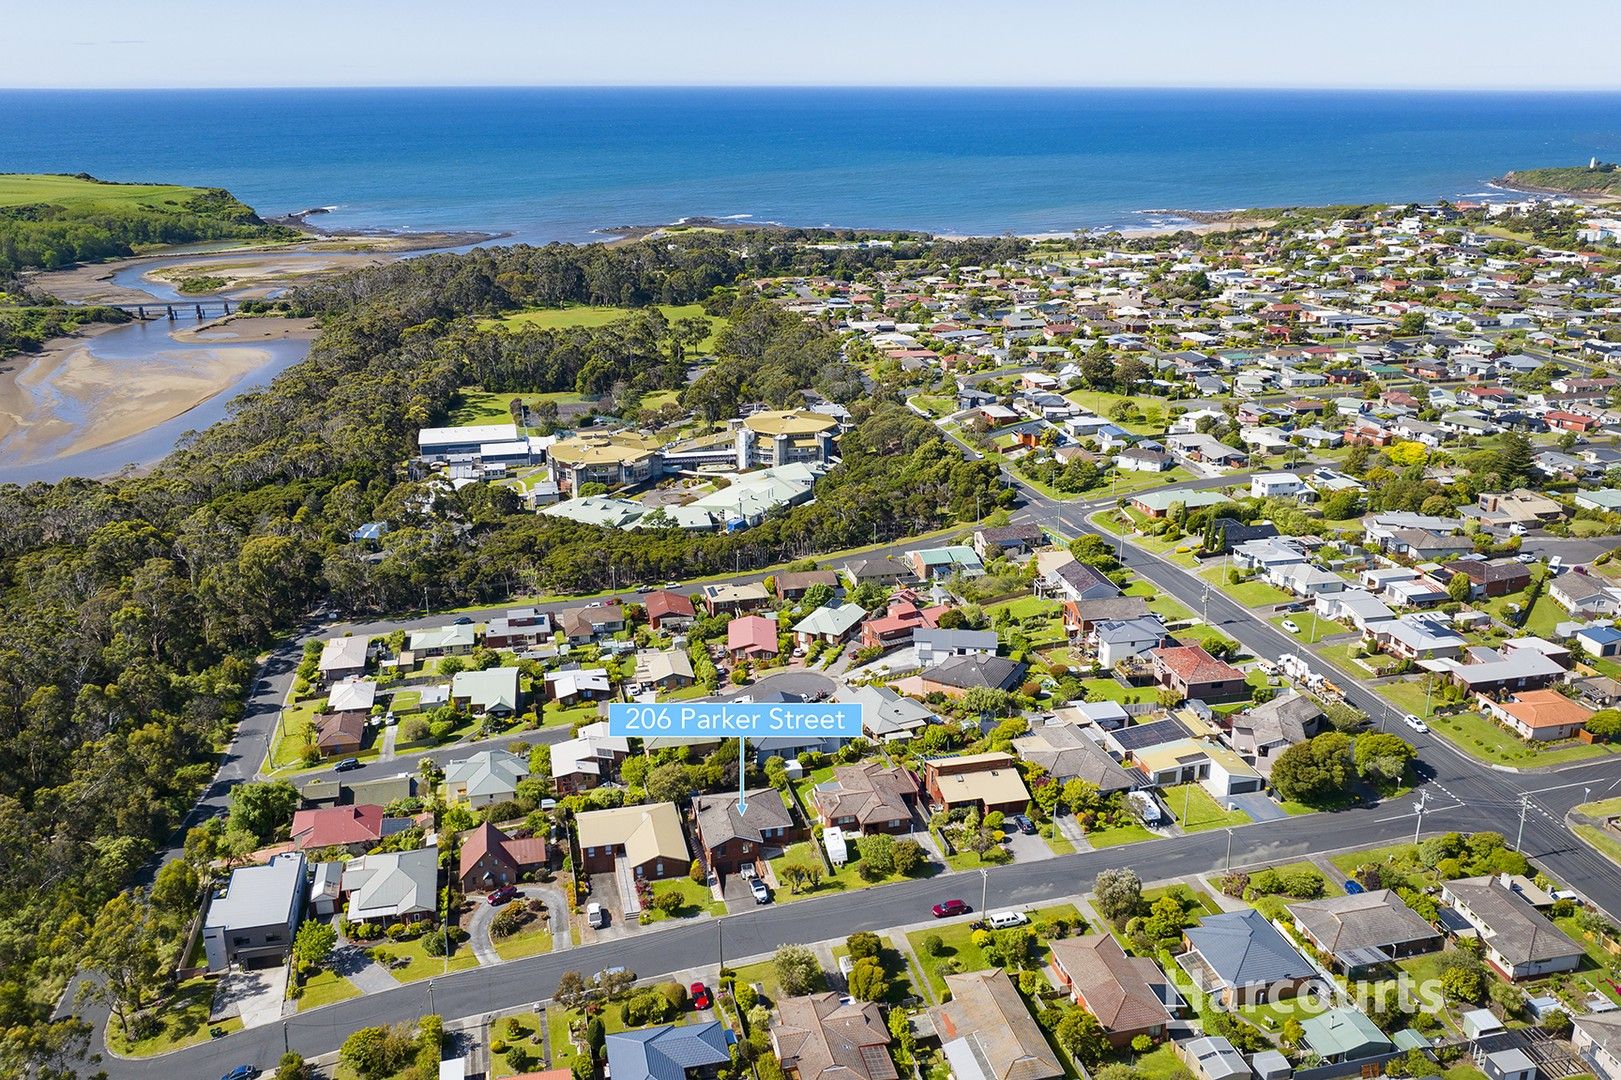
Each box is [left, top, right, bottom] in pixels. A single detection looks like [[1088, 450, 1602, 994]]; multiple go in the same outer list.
[[1499, 163, 1621, 197]]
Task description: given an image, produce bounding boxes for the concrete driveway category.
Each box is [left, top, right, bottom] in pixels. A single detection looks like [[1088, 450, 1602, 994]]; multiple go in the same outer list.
[[1226, 791, 1288, 824], [581, 873, 632, 943], [1001, 830, 1051, 863], [211, 963, 289, 1029]]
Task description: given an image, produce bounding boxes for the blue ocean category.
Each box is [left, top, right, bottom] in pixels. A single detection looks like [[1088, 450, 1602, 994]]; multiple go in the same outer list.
[[3, 87, 1621, 239]]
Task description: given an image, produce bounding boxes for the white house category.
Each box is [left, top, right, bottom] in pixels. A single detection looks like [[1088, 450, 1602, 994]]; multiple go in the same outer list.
[[1251, 472, 1308, 500]]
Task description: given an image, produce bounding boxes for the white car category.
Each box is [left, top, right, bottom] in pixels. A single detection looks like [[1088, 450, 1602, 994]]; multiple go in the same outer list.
[[1403, 713, 1429, 734], [1281, 619, 1301, 634], [586, 902, 607, 929], [750, 878, 771, 904]]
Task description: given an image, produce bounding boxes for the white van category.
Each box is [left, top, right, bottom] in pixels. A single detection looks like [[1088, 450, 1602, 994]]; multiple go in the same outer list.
[[987, 910, 1030, 930]]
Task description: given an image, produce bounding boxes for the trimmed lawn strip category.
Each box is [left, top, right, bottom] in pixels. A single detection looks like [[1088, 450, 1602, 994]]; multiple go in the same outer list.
[[295, 968, 362, 1011], [1163, 783, 1252, 833], [648, 876, 727, 920], [375, 932, 481, 982], [1087, 822, 1156, 848], [493, 921, 556, 961]]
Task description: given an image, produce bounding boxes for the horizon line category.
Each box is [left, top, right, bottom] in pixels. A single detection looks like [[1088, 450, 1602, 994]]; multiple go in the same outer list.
[[6, 82, 1621, 93]]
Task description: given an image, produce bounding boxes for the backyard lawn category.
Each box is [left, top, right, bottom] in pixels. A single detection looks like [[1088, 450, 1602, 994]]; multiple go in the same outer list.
[[1078, 678, 1157, 706]]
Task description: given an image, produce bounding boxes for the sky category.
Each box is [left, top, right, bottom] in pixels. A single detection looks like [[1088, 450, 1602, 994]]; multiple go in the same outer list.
[[11, 0, 1621, 90]]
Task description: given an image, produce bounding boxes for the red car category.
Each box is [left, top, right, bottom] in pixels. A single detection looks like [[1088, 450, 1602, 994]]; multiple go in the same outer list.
[[931, 899, 970, 918], [487, 885, 519, 905], [690, 982, 712, 1010]]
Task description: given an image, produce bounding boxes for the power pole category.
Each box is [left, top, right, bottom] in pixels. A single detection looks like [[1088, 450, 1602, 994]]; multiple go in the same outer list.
[[1515, 794, 1530, 853], [1225, 828, 1234, 872], [979, 868, 989, 914], [1412, 791, 1428, 845]]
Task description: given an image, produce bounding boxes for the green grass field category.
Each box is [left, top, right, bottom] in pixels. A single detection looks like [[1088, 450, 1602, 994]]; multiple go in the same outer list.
[[0, 173, 211, 210], [1163, 784, 1253, 834], [481, 303, 725, 350], [1198, 565, 1295, 608], [295, 968, 362, 1011]]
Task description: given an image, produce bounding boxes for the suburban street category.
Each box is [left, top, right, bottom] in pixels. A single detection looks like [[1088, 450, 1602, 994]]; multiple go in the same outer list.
[[91, 464, 1621, 1078]]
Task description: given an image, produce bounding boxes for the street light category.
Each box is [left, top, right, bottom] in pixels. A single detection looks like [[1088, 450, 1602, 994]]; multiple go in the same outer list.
[[1412, 792, 1428, 845], [979, 868, 989, 914], [427, 979, 435, 1017]]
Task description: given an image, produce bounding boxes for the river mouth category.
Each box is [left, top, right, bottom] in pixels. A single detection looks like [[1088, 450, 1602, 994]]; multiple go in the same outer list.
[[0, 314, 315, 484]]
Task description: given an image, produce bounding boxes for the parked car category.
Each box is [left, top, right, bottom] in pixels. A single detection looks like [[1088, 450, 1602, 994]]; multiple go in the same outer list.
[[987, 910, 1030, 929], [750, 878, 771, 904], [453, 616, 475, 624], [690, 982, 712, 1009], [1010, 814, 1036, 835], [1403, 713, 1429, 734], [586, 902, 607, 929], [932, 899, 969, 918], [333, 757, 362, 772], [1281, 618, 1301, 634], [221, 1068, 258, 1080], [487, 884, 519, 905]]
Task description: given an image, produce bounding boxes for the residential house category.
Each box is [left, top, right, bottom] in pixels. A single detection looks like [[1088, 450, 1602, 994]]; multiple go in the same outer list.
[[1443, 558, 1532, 599], [931, 970, 1064, 1080], [973, 524, 1047, 562], [457, 822, 551, 893], [1289, 890, 1444, 975], [1131, 489, 1231, 519], [1064, 595, 1151, 638], [913, 654, 1028, 699], [775, 570, 840, 602], [1048, 934, 1174, 1048], [810, 761, 919, 835], [545, 667, 611, 706], [312, 710, 368, 757], [342, 846, 439, 924], [1129, 738, 1213, 787], [1315, 588, 1396, 632], [833, 684, 936, 743], [289, 804, 405, 854], [1432, 644, 1566, 695], [1481, 690, 1593, 742], [1251, 472, 1309, 499], [644, 590, 697, 631], [327, 678, 376, 716], [1201, 745, 1265, 799], [318, 636, 369, 683], [444, 749, 530, 808], [575, 802, 690, 879], [699, 582, 771, 616], [605, 1024, 731, 1080], [550, 721, 632, 793], [693, 789, 803, 877], [909, 545, 985, 581], [1576, 624, 1621, 660], [201, 851, 306, 971], [1299, 1009, 1394, 1064], [558, 604, 627, 643], [914, 628, 999, 668], [1475, 489, 1564, 529], [860, 595, 945, 650], [729, 614, 781, 661], [451, 666, 522, 717], [1573, 1014, 1621, 1080], [1227, 692, 1325, 775], [920, 752, 1032, 816], [1094, 615, 1172, 666], [633, 649, 696, 692], [1440, 874, 1584, 979], [1373, 614, 1467, 662], [771, 994, 897, 1080], [843, 557, 915, 589], [792, 603, 867, 647], [1177, 1037, 1252, 1080], [1180, 908, 1318, 1006], [1552, 572, 1621, 617], [408, 623, 476, 657], [1151, 645, 1248, 704], [1012, 721, 1137, 794], [1036, 551, 1120, 602]]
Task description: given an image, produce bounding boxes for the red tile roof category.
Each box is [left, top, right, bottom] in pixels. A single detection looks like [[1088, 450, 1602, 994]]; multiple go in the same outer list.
[[728, 614, 779, 655], [290, 804, 384, 849], [1152, 645, 1243, 686], [645, 590, 696, 622]]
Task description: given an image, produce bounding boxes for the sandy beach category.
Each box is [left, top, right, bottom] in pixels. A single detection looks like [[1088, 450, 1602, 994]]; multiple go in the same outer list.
[[0, 315, 315, 465], [23, 231, 485, 304]]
